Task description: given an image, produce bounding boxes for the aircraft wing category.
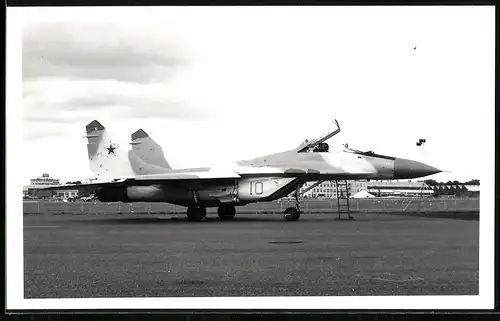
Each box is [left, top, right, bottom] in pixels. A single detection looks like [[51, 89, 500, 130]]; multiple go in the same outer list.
[[296, 119, 341, 153], [134, 171, 241, 182], [40, 171, 242, 191]]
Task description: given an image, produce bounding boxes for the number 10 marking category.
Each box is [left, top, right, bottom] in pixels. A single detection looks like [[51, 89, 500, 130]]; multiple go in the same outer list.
[[249, 181, 263, 195]]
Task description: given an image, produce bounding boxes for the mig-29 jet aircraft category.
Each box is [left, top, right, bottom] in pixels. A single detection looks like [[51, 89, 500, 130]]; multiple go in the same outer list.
[[43, 119, 441, 222]]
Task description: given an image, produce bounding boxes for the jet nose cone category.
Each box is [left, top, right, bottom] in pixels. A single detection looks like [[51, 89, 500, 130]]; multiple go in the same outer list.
[[394, 158, 441, 179]]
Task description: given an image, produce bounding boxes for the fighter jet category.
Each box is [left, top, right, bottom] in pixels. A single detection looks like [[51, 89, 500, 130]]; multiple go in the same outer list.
[[44, 119, 441, 222]]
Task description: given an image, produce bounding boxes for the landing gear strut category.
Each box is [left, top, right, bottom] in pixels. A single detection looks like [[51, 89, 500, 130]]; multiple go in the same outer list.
[[218, 204, 236, 221], [187, 206, 206, 221], [284, 182, 302, 221], [186, 190, 206, 221]]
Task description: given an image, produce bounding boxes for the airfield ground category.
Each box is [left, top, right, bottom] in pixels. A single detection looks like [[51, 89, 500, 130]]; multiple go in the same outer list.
[[23, 199, 479, 298], [23, 197, 480, 218]]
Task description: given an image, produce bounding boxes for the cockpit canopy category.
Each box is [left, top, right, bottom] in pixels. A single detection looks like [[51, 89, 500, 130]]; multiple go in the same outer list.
[[301, 142, 329, 153], [343, 144, 395, 160]]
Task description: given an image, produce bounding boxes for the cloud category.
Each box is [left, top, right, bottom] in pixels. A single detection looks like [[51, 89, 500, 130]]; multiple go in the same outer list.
[[60, 94, 205, 120], [22, 120, 72, 140], [23, 92, 206, 124], [23, 21, 187, 84], [18, 8, 492, 184], [22, 20, 202, 138], [23, 77, 208, 131]]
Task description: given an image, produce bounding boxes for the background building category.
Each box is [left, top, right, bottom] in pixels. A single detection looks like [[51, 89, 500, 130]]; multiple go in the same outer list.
[[430, 183, 479, 197], [366, 180, 434, 197], [298, 180, 435, 198], [463, 185, 480, 197], [53, 189, 80, 199], [298, 179, 479, 199], [30, 173, 60, 187], [24, 173, 60, 198], [300, 180, 369, 198], [24, 173, 80, 199]]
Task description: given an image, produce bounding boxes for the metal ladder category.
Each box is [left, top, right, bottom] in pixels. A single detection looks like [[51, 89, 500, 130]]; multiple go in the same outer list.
[[335, 180, 353, 220]]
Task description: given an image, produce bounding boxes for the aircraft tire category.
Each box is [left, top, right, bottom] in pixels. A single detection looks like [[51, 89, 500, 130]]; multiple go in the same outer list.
[[219, 214, 235, 221], [187, 206, 206, 221], [284, 207, 301, 221], [218, 205, 236, 221]]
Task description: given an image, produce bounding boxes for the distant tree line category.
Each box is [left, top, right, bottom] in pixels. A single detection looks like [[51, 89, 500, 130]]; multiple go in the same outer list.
[[65, 181, 82, 185], [422, 179, 479, 186]]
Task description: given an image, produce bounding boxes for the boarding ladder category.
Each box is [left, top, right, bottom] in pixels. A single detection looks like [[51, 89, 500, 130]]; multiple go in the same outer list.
[[335, 180, 353, 220]]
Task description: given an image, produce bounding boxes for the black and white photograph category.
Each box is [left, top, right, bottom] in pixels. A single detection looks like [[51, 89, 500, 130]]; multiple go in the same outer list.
[[6, 5, 494, 310]]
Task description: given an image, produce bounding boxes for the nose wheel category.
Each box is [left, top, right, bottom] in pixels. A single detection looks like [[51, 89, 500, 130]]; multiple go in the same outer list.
[[283, 182, 302, 221], [284, 207, 301, 221]]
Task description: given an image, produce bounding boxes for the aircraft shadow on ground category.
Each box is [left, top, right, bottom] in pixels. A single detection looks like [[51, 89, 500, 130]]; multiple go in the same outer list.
[[71, 216, 300, 225], [43, 211, 478, 225], [66, 214, 384, 225]]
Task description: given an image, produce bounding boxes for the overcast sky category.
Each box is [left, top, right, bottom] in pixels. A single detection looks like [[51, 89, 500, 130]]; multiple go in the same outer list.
[[20, 6, 494, 184]]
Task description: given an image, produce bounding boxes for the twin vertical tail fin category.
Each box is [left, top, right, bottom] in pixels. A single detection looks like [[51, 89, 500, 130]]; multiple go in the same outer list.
[[84, 120, 171, 177], [85, 120, 134, 178], [130, 129, 171, 169], [128, 129, 172, 175]]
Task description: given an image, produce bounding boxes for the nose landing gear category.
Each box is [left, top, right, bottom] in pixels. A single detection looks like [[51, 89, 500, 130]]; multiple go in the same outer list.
[[284, 207, 300, 221], [283, 182, 302, 221]]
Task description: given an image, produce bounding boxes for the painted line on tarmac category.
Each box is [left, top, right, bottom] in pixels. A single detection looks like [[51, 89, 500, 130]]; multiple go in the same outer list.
[[370, 276, 425, 283], [355, 273, 424, 283], [24, 225, 61, 229]]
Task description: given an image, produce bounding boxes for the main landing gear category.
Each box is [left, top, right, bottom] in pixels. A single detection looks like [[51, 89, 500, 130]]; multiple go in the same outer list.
[[186, 190, 206, 221], [186, 205, 236, 221], [218, 204, 236, 221], [186, 206, 206, 221], [283, 183, 302, 222]]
